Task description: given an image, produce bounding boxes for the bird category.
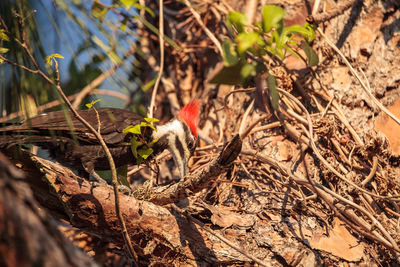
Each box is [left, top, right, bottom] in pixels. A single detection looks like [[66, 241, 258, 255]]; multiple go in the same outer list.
[[0, 100, 200, 180]]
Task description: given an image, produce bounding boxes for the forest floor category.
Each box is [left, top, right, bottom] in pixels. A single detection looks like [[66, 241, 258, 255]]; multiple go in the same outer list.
[[248, 0, 400, 264], [178, 0, 400, 265]]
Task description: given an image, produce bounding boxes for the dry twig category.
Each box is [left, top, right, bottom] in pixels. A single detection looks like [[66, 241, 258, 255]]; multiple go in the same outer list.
[[182, 0, 223, 55], [148, 0, 165, 118]]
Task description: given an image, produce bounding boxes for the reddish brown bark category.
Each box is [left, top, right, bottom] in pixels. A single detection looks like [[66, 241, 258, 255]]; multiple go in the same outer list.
[[0, 153, 96, 267]]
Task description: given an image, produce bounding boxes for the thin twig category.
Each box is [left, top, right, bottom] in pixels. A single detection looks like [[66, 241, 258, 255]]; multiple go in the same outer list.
[[182, 0, 223, 55], [240, 114, 271, 140], [244, 0, 258, 25], [249, 121, 281, 135], [361, 157, 378, 187], [0, 54, 39, 74], [310, 0, 356, 24], [72, 44, 136, 109], [148, 0, 165, 118], [218, 87, 254, 112], [72, 64, 119, 109], [311, 0, 321, 15], [238, 99, 254, 137], [52, 60, 139, 264]]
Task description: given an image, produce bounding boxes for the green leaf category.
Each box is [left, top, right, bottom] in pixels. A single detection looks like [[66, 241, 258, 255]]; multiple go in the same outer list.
[[85, 99, 102, 109], [123, 124, 142, 135], [208, 62, 243, 85], [133, 3, 155, 17], [265, 44, 283, 59], [129, 136, 141, 158], [0, 47, 9, 54], [121, 0, 135, 9], [240, 63, 256, 81], [138, 147, 153, 159], [140, 121, 156, 131], [282, 44, 298, 58], [136, 156, 143, 166], [49, 53, 64, 59], [139, 121, 152, 130], [91, 1, 107, 21], [274, 28, 287, 49], [0, 31, 9, 41], [117, 165, 130, 188], [148, 138, 159, 146], [91, 36, 122, 64], [304, 22, 316, 42], [301, 41, 319, 66], [144, 117, 159, 123], [227, 11, 248, 33], [236, 32, 264, 55], [284, 24, 316, 43], [222, 39, 239, 66], [45, 53, 64, 66], [107, 49, 122, 65], [267, 73, 279, 110], [285, 25, 309, 38], [262, 5, 285, 33], [142, 77, 156, 92], [120, 18, 128, 32], [92, 35, 109, 52], [148, 124, 156, 131]]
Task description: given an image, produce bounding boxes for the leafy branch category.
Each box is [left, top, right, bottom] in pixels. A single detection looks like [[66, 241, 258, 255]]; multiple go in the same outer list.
[[123, 118, 159, 166], [211, 5, 318, 87]]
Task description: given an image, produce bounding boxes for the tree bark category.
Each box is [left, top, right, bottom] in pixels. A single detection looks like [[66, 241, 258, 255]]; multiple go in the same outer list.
[[13, 137, 255, 266], [0, 152, 97, 267]]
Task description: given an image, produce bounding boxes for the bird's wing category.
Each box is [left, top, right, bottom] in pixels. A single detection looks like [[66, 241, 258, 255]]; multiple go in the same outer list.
[[24, 108, 146, 145]]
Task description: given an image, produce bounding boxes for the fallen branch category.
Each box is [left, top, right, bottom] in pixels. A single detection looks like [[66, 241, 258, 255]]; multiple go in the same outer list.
[[7, 148, 271, 265], [309, 0, 356, 25], [0, 153, 96, 267], [150, 134, 242, 205]]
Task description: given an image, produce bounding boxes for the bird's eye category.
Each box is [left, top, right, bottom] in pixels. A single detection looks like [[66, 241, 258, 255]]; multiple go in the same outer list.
[[188, 141, 194, 149], [188, 139, 196, 151]]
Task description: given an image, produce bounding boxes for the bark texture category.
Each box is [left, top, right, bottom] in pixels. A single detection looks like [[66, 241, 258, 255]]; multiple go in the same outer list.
[[12, 136, 256, 266], [0, 153, 97, 267]]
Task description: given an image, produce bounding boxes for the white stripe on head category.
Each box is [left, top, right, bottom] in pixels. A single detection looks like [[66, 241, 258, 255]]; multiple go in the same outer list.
[[153, 119, 191, 178], [152, 119, 184, 140]]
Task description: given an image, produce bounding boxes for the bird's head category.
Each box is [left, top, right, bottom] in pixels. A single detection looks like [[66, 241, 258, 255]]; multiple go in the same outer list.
[[153, 100, 201, 178]]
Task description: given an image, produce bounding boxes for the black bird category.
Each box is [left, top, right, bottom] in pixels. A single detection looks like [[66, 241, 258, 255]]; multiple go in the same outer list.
[[0, 100, 200, 179]]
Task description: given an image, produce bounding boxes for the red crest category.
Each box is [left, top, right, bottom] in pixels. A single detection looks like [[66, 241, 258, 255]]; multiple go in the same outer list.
[[177, 99, 201, 139]]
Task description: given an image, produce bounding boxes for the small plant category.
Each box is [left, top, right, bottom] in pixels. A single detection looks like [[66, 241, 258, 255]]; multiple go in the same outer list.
[[211, 5, 318, 88], [45, 53, 64, 66], [86, 98, 102, 133], [123, 117, 159, 166], [0, 29, 9, 64], [85, 98, 102, 109]]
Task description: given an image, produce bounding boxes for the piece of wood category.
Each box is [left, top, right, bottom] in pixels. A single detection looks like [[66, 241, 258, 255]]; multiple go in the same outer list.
[[0, 152, 96, 267], [7, 146, 258, 265]]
